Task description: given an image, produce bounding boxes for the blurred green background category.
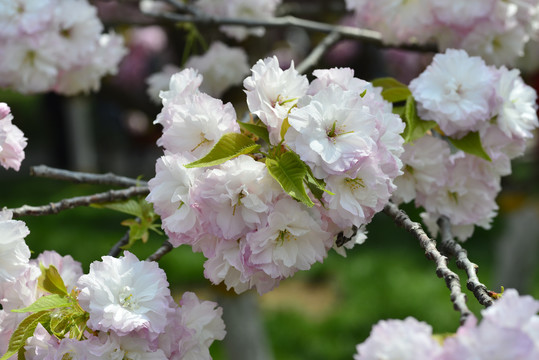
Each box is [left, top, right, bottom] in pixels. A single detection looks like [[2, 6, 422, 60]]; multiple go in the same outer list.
[[2, 173, 538, 359]]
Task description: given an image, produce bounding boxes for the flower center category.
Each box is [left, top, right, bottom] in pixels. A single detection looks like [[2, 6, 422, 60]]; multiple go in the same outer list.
[[277, 229, 296, 244], [119, 286, 139, 311], [326, 121, 353, 143], [190, 133, 211, 152], [345, 177, 365, 192]]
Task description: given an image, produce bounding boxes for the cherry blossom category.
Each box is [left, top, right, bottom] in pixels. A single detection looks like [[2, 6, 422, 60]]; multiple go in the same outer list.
[[409, 49, 499, 137], [354, 317, 443, 360], [76, 251, 175, 338], [244, 56, 309, 144]]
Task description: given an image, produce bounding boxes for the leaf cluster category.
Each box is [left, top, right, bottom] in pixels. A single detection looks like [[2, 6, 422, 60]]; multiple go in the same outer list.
[[1, 265, 89, 360]]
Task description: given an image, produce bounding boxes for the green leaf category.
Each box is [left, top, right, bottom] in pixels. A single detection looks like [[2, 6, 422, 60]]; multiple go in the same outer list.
[[1, 311, 50, 360], [38, 265, 68, 296], [371, 77, 408, 90], [304, 167, 334, 203], [381, 87, 412, 103], [11, 294, 72, 313], [371, 77, 412, 103], [280, 117, 291, 141], [265, 152, 313, 207], [392, 105, 405, 117], [402, 96, 437, 143], [91, 199, 142, 218], [239, 122, 270, 144], [449, 132, 492, 161], [185, 133, 261, 168]]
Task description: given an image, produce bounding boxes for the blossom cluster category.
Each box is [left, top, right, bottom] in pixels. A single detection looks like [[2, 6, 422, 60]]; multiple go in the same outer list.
[[0, 210, 225, 360], [147, 57, 404, 294], [147, 41, 250, 102], [0, 103, 26, 171], [345, 0, 539, 66], [0, 0, 127, 95], [354, 288, 539, 359], [392, 49, 538, 240]]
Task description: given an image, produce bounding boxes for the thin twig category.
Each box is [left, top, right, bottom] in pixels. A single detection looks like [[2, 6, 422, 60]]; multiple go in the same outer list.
[[296, 31, 341, 75], [383, 202, 472, 324], [437, 216, 494, 308], [108, 228, 132, 257], [10, 186, 150, 218], [30, 165, 146, 187], [146, 240, 174, 261], [164, 0, 201, 16], [150, 11, 437, 53]]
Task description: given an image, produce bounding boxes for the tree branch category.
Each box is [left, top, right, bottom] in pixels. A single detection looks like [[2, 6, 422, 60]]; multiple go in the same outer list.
[[383, 202, 472, 324], [146, 240, 174, 261], [108, 228, 132, 257], [437, 216, 494, 308], [30, 165, 146, 187], [10, 186, 150, 218], [296, 31, 341, 75], [148, 10, 437, 53]]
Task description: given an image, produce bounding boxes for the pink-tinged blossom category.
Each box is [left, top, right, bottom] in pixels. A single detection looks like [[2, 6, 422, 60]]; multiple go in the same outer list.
[[0, 0, 55, 37], [196, 0, 281, 41], [393, 136, 451, 204], [410, 49, 497, 137], [0, 37, 58, 93], [204, 239, 260, 294], [190, 155, 282, 241], [154, 68, 202, 129], [54, 31, 127, 95], [244, 56, 309, 144], [481, 289, 539, 329], [440, 316, 538, 360], [324, 158, 394, 229], [244, 198, 333, 281], [31, 251, 83, 292], [0, 264, 40, 312], [0, 103, 26, 171], [354, 317, 443, 360], [459, 21, 529, 67], [0, 1, 126, 95], [494, 66, 538, 139], [375, 0, 435, 45], [51, 332, 167, 360], [409, 49, 499, 137], [285, 85, 378, 178], [419, 152, 501, 241], [308, 67, 371, 96], [431, 0, 497, 29], [146, 64, 180, 104], [46, 0, 103, 70], [0, 209, 30, 283], [185, 41, 250, 98], [76, 251, 175, 338], [175, 292, 226, 360], [157, 93, 240, 158], [146, 153, 219, 256], [24, 324, 57, 360]]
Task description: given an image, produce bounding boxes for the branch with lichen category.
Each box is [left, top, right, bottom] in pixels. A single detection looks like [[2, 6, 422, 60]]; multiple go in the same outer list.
[[383, 202, 473, 324], [30, 165, 147, 187], [146, 240, 174, 261], [437, 216, 494, 308], [9, 186, 150, 218]]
